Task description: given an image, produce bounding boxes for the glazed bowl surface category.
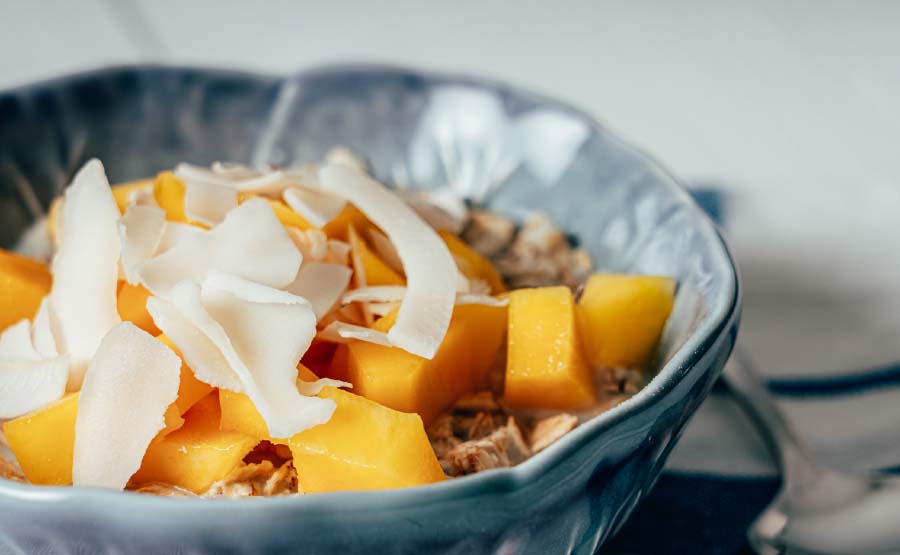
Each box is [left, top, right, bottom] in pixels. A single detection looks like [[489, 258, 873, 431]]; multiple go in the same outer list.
[[0, 64, 740, 554]]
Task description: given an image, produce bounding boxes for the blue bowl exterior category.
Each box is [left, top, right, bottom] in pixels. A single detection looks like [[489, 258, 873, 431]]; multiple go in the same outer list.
[[0, 65, 740, 554]]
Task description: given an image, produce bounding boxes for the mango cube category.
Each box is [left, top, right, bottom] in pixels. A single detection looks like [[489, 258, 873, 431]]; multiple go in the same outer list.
[[439, 231, 506, 294], [132, 393, 258, 494], [117, 282, 160, 336], [576, 274, 675, 368], [349, 226, 404, 286], [0, 249, 51, 332], [2, 394, 78, 485], [504, 286, 596, 410], [343, 304, 506, 424], [322, 204, 372, 241], [153, 171, 192, 224], [156, 334, 214, 416], [219, 367, 445, 493]]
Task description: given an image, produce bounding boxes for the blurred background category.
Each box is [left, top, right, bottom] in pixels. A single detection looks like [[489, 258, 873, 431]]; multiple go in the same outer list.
[[3, 1, 898, 552]]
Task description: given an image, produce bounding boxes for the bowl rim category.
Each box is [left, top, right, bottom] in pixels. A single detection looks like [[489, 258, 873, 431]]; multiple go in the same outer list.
[[0, 62, 741, 515]]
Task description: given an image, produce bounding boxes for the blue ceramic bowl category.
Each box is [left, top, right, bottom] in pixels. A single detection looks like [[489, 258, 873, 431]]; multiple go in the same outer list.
[[0, 65, 740, 554]]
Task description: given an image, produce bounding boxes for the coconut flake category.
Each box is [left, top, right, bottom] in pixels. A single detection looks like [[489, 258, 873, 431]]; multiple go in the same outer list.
[[175, 163, 291, 195], [118, 205, 166, 285], [50, 159, 122, 390], [139, 199, 301, 299], [72, 323, 181, 489], [283, 187, 346, 228], [317, 321, 392, 347], [285, 262, 352, 321], [0, 356, 69, 419], [342, 286, 407, 305], [127, 187, 157, 208], [295, 375, 351, 396], [0, 320, 40, 361], [183, 180, 238, 226], [367, 228, 404, 274], [152, 274, 335, 439], [456, 294, 510, 307], [325, 147, 368, 173], [367, 302, 399, 317], [320, 165, 456, 359], [326, 239, 351, 265], [31, 297, 59, 358], [286, 227, 328, 261]]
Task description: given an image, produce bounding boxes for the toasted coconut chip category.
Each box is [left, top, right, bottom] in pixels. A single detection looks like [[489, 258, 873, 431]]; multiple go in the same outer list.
[[32, 297, 59, 358], [0, 357, 69, 419], [367, 302, 399, 317], [367, 229, 404, 274], [72, 323, 181, 489], [286, 228, 328, 262], [118, 205, 166, 285], [341, 286, 407, 305], [175, 163, 291, 195], [0, 320, 40, 361], [321, 165, 457, 359], [326, 239, 351, 265], [317, 322, 392, 347], [183, 180, 238, 226], [456, 294, 509, 307], [285, 262, 352, 321], [139, 199, 301, 299], [400, 188, 468, 234], [283, 187, 346, 228], [153, 274, 335, 439], [50, 159, 122, 390]]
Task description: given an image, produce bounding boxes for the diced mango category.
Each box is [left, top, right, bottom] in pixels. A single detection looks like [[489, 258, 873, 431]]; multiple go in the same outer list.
[[132, 392, 258, 494], [236, 192, 317, 230], [504, 286, 596, 410], [322, 204, 372, 241], [156, 334, 214, 416], [219, 367, 445, 493], [0, 249, 51, 331], [2, 394, 78, 485], [344, 303, 506, 424], [439, 231, 506, 294], [349, 226, 405, 286], [153, 171, 192, 224], [117, 282, 160, 336], [577, 274, 675, 368], [111, 179, 154, 213]]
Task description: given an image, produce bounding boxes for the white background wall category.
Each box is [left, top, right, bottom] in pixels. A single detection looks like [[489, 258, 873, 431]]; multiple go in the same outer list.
[[3, 0, 899, 193]]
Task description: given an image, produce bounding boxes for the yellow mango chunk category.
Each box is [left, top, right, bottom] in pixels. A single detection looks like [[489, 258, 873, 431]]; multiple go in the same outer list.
[[237, 192, 317, 230], [439, 231, 506, 294], [577, 274, 675, 368], [349, 226, 405, 286], [153, 171, 192, 224], [111, 178, 154, 213], [156, 334, 214, 416], [322, 204, 372, 241], [219, 367, 445, 493], [133, 392, 258, 494], [3, 394, 78, 485], [117, 282, 160, 336], [0, 249, 52, 331], [504, 286, 596, 410], [345, 304, 506, 424]]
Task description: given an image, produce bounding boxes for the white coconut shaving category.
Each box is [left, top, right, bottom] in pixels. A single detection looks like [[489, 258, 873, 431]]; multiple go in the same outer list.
[[175, 163, 292, 195], [317, 321, 392, 347], [118, 205, 166, 285], [72, 323, 181, 489], [367, 302, 399, 317], [183, 180, 238, 226], [342, 286, 407, 305], [286, 227, 329, 262], [31, 297, 59, 358], [139, 199, 302, 299], [283, 187, 346, 228], [49, 159, 122, 390], [455, 294, 510, 307], [285, 262, 352, 321], [0, 320, 40, 361], [319, 165, 456, 359], [0, 317, 68, 418], [149, 273, 336, 439]]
